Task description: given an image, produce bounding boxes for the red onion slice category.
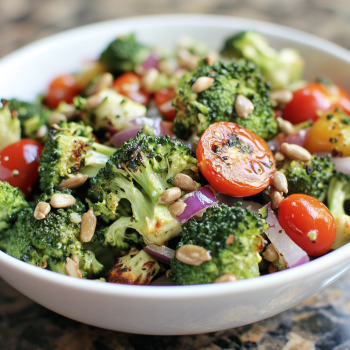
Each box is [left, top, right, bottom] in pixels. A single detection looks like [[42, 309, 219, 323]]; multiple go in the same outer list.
[[265, 203, 310, 268], [110, 127, 143, 148], [177, 186, 218, 224], [285, 127, 310, 147], [144, 244, 175, 264], [331, 156, 350, 176], [141, 52, 160, 70]]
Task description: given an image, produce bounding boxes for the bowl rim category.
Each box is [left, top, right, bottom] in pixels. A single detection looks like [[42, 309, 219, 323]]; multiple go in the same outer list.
[[1, 13, 350, 300]]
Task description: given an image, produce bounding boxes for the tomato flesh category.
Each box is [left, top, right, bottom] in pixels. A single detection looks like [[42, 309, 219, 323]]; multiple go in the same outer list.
[[278, 194, 336, 257], [112, 72, 150, 106], [0, 139, 43, 196], [44, 74, 81, 109], [154, 88, 177, 121], [197, 122, 276, 197]]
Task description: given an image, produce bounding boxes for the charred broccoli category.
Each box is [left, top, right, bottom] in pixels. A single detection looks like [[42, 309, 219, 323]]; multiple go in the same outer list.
[[38, 122, 116, 192], [74, 88, 146, 131], [88, 131, 198, 249], [280, 155, 334, 201], [5, 191, 108, 277], [173, 59, 277, 140], [169, 203, 267, 285], [327, 172, 350, 249], [221, 31, 304, 90], [108, 249, 160, 285], [0, 99, 21, 150], [99, 34, 150, 74]]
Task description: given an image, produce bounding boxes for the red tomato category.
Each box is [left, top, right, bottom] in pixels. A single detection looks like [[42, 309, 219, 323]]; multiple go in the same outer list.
[[112, 72, 150, 106], [278, 194, 336, 257], [0, 139, 43, 196], [197, 122, 276, 197], [44, 74, 81, 109], [154, 88, 177, 121], [283, 82, 350, 124]]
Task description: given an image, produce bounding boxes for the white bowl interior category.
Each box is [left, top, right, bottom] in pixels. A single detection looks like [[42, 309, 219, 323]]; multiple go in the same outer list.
[[1, 14, 350, 335]]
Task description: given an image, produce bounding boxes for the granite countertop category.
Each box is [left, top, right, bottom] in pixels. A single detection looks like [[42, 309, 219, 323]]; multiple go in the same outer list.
[[2, 1, 350, 349]]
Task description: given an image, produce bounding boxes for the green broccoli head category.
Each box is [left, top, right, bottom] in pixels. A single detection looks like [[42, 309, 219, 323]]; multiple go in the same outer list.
[[99, 34, 150, 74], [5, 191, 107, 277], [108, 249, 160, 285], [38, 122, 116, 192], [280, 155, 334, 201], [221, 31, 304, 90], [169, 203, 267, 285], [74, 89, 147, 131], [0, 100, 21, 150], [0, 181, 29, 251], [88, 131, 198, 249], [173, 59, 277, 140]]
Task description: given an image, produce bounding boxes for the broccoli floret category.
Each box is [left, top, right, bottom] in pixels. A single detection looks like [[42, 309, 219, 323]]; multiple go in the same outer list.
[[173, 59, 277, 140], [8, 98, 42, 120], [99, 34, 150, 74], [88, 131, 198, 249], [221, 31, 304, 90], [169, 203, 267, 285], [280, 155, 334, 201], [327, 172, 350, 249], [0, 181, 29, 250], [38, 122, 117, 192], [108, 249, 160, 284], [5, 191, 107, 277], [74, 89, 146, 131], [0, 99, 21, 150]]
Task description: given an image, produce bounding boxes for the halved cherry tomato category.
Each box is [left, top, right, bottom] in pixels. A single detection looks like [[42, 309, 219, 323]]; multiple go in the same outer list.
[[278, 194, 336, 257], [112, 72, 150, 106], [44, 74, 81, 109], [283, 82, 350, 124], [154, 88, 177, 121], [197, 122, 276, 197], [0, 139, 44, 196]]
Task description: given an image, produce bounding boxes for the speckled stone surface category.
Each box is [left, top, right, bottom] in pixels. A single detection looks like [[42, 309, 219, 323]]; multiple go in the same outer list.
[[2, 0, 350, 349]]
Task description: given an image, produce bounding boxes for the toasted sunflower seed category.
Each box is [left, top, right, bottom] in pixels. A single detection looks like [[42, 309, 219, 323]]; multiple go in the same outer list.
[[176, 244, 212, 266]]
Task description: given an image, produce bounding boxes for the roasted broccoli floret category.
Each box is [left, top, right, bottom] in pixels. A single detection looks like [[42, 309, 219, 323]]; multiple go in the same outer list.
[[0, 99, 21, 150], [38, 122, 116, 192], [221, 31, 304, 90], [169, 203, 267, 285], [173, 59, 277, 140], [74, 88, 147, 131], [99, 34, 150, 74], [88, 131, 198, 249], [280, 155, 334, 201], [0, 181, 29, 251], [108, 249, 160, 284], [5, 191, 108, 277], [327, 172, 350, 249]]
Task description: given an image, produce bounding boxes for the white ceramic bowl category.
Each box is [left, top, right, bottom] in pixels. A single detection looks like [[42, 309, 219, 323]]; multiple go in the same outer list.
[[1, 14, 350, 336]]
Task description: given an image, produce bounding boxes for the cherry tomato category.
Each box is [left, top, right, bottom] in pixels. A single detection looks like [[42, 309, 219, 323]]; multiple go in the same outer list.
[[0, 139, 43, 197], [197, 122, 276, 197], [112, 72, 150, 106], [283, 82, 350, 124], [154, 88, 177, 121], [278, 194, 336, 257], [44, 74, 81, 109], [283, 83, 335, 124]]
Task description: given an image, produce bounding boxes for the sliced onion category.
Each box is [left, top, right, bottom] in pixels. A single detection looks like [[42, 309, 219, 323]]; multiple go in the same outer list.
[[217, 193, 263, 212], [110, 127, 143, 148], [331, 156, 350, 176], [141, 52, 160, 70], [144, 244, 175, 264], [285, 127, 310, 147], [176, 186, 218, 224], [265, 203, 310, 268]]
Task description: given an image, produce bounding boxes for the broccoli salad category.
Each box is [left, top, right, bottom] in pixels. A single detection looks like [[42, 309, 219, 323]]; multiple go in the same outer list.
[[1, 31, 350, 285]]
